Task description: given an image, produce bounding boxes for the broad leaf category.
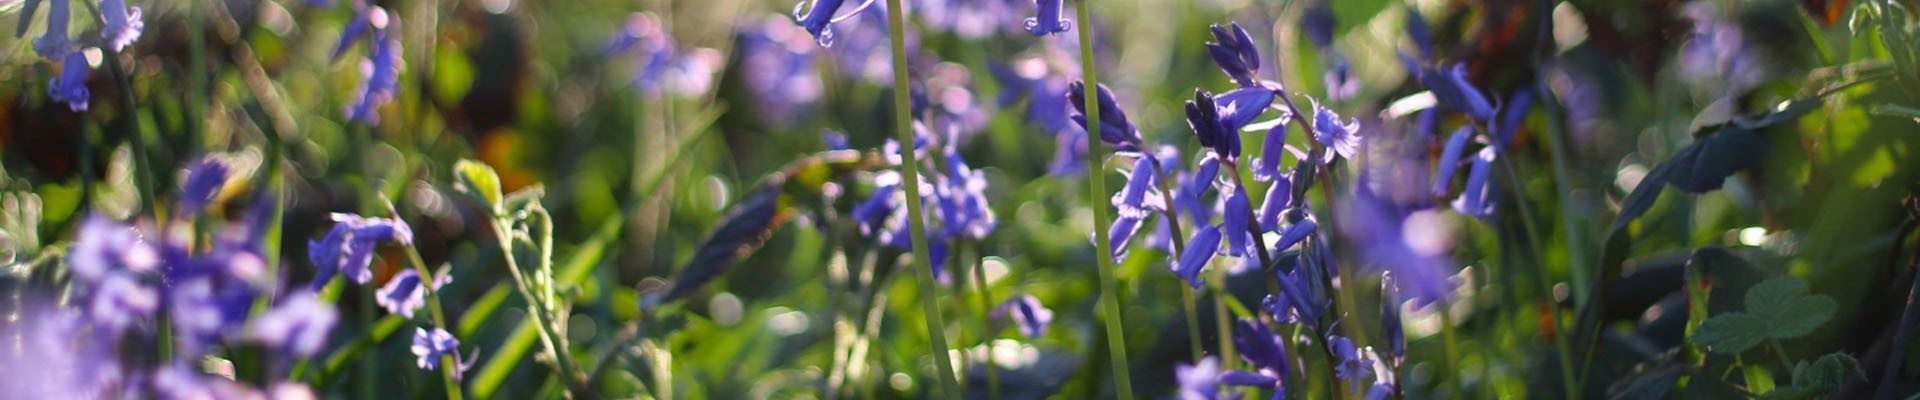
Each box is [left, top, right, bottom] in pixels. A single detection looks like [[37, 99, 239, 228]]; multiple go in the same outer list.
[[1768, 296, 1836, 339], [1744, 277, 1809, 318], [1693, 312, 1766, 354], [1792, 352, 1864, 390], [453, 159, 505, 215]]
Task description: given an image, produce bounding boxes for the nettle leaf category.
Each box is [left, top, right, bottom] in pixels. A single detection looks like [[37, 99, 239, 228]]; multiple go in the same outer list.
[[1744, 277, 1809, 317], [453, 159, 505, 215], [1693, 312, 1767, 354], [1743, 276, 1837, 339], [1792, 352, 1865, 390]]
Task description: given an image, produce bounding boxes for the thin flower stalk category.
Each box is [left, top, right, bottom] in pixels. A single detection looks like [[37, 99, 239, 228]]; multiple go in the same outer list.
[[1076, 0, 1135, 397], [880, 0, 959, 396]]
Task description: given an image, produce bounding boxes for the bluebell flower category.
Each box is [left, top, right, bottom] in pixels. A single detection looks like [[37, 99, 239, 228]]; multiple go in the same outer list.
[[738, 17, 823, 123], [852, 174, 901, 236], [1172, 225, 1220, 289], [98, 0, 143, 52], [993, 295, 1054, 338], [1221, 185, 1253, 257], [412, 327, 475, 380], [1452, 147, 1497, 219], [822, 131, 851, 150], [819, 1, 898, 84], [1048, 128, 1089, 176], [1323, 58, 1359, 102], [1176, 154, 1220, 224], [1113, 155, 1162, 219], [792, 0, 848, 46], [177, 156, 232, 216], [378, 268, 450, 319], [937, 150, 995, 240], [1274, 218, 1315, 252], [248, 291, 337, 357], [1342, 177, 1457, 305], [309, 213, 414, 287], [1430, 126, 1473, 196], [1256, 178, 1291, 232], [1217, 87, 1276, 140], [1494, 86, 1534, 151], [1330, 335, 1374, 392], [1312, 103, 1361, 164], [168, 277, 251, 357], [1233, 319, 1289, 379], [329, 5, 385, 61], [1420, 64, 1495, 123], [48, 50, 91, 112], [1067, 81, 1143, 152], [1174, 356, 1222, 400], [1205, 22, 1263, 86], [1186, 90, 1240, 161], [0, 303, 119, 398], [990, 60, 1074, 134], [1267, 253, 1321, 325], [345, 29, 402, 124], [1679, 2, 1769, 92], [32, 0, 72, 58], [1024, 0, 1071, 36], [918, 0, 1022, 38], [68, 215, 160, 282], [1303, 5, 1335, 50], [1405, 8, 1432, 60], [1108, 215, 1143, 262], [1252, 117, 1293, 182], [87, 274, 158, 335]]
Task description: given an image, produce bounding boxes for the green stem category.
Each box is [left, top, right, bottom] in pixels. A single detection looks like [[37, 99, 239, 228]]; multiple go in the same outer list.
[[94, 30, 155, 216], [489, 222, 593, 398], [1075, 0, 1134, 396], [966, 243, 1001, 400], [1146, 161, 1203, 361], [879, 0, 959, 396], [1439, 304, 1464, 400]]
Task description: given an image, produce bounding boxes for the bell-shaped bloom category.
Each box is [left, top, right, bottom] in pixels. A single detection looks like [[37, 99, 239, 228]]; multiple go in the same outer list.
[[377, 269, 451, 319], [1216, 87, 1275, 132], [98, 0, 143, 52], [248, 291, 337, 357], [1186, 90, 1240, 161], [1175, 154, 1220, 224], [1405, 8, 1433, 60], [852, 174, 901, 236], [1252, 116, 1293, 182], [177, 157, 232, 217], [1430, 126, 1474, 196], [1312, 104, 1361, 164], [309, 213, 415, 288], [1494, 86, 1534, 151], [1067, 81, 1142, 152], [1275, 218, 1316, 253], [1024, 0, 1071, 36], [32, 0, 72, 58], [1172, 225, 1221, 289], [1108, 215, 1143, 262], [1174, 356, 1222, 400], [937, 150, 996, 240], [993, 295, 1054, 338], [48, 50, 91, 112], [345, 29, 402, 124], [1330, 336, 1375, 391], [1420, 64, 1495, 123], [1048, 128, 1089, 176], [67, 216, 160, 282], [1452, 148, 1497, 219], [1256, 179, 1291, 232], [791, 0, 847, 46], [330, 5, 387, 61], [1324, 59, 1359, 102], [1234, 319, 1289, 378], [1112, 155, 1162, 219], [1220, 186, 1253, 257], [412, 327, 476, 380], [1205, 22, 1262, 86]]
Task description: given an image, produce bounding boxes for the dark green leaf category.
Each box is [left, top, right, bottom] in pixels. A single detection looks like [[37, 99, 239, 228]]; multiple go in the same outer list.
[[1768, 295, 1836, 339], [1606, 364, 1684, 400], [1693, 312, 1767, 354], [1745, 277, 1809, 318], [1792, 352, 1864, 390]]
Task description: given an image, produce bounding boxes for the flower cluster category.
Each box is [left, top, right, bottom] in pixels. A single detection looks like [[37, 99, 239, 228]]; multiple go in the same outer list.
[[329, 2, 404, 124], [606, 13, 726, 98], [24, 0, 146, 111], [851, 125, 997, 282], [1, 156, 324, 398]]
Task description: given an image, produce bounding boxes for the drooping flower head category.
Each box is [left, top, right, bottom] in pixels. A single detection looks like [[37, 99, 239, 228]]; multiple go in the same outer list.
[[377, 268, 451, 319], [308, 212, 414, 288], [1025, 0, 1071, 36], [1067, 80, 1143, 153], [176, 156, 233, 217], [993, 295, 1054, 338], [1186, 90, 1241, 161], [1312, 102, 1361, 164], [32, 0, 74, 58], [48, 50, 92, 112], [1419, 64, 1495, 123], [792, 0, 859, 47], [1172, 225, 1221, 289], [99, 0, 144, 52], [412, 328, 476, 380], [1205, 22, 1263, 87]]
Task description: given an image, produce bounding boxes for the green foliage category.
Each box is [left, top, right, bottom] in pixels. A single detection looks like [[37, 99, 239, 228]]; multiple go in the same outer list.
[[1692, 276, 1837, 354], [453, 159, 505, 216]]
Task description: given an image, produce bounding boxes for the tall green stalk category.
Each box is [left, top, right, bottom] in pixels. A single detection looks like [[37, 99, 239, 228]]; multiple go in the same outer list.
[[880, 0, 959, 396], [1075, 0, 1134, 397]]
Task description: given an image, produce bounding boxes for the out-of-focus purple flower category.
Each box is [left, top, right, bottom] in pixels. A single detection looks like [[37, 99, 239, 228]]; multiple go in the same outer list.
[[993, 295, 1054, 338], [1205, 22, 1263, 86], [0, 304, 119, 399], [378, 268, 450, 319], [918, 0, 1022, 38], [823, 131, 851, 150], [1679, 2, 1769, 93], [608, 13, 725, 98], [1068, 81, 1143, 152], [330, 5, 386, 61], [412, 327, 475, 380], [1452, 147, 1497, 219], [1256, 179, 1291, 232], [309, 213, 414, 287], [88, 274, 158, 335], [1324, 59, 1359, 102], [1233, 319, 1289, 379], [1221, 186, 1253, 257], [1173, 225, 1220, 289], [1113, 155, 1162, 219], [1303, 5, 1335, 50], [345, 28, 402, 124], [1330, 335, 1374, 392], [991, 59, 1074, 134], [1312, 104, 1361, 164], [48, 50, 91, 112], [1420, 64, 1495, 123], [1342, 178, 1457, 305], [33, 0, 72, 58], [98, 0, 143, 52], [1431, 126, 1473, 196], [249, 291, 338, 357], [168, 277, 255, 357], [68, 216, 160, 281], [177, 157, 232, 216], [920, 63, 990, 140], [737, 17, 823, 123], [1025, 0, 1071, 36], [1405, 8, 1432, 60], [1253, 117, 1293, 182], [937, 150, 996, 240], [791, 0, 848, 46], [1048, 128, 1089, 176], [1174, 356, 1222, 400], [852, 173, 901, 236], [1495, 86, 1533, 151]]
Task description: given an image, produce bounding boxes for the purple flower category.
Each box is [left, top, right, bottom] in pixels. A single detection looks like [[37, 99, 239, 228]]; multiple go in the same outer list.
[[737, 18, 823, 123], [1342, 180, 1457, 305], [249, 291, 338, 357], [378, 268, 450, 319], [1221, 185, 1253, 257], [1274, 218, 1315, 252], [1108, 215, 1143, 262], [1324, 59, 1359, 102], [1175, 154, 1220, 224], [1173, 225, 1220, 289], [608, 13, 723, 98], [1452, 147, 1497, 219], [1233, 319, 1289, 379], [87, 274, 158, 335], [98, 0, 143, 52], [993, 295, 1054, 338], [48, 50, 91, 112], [169, 277, 254, 357], [1252, 116, 1293, 182], [1267, 253, 1322, 325], [1112, 155, 1162, 219], [1430, 126, 1473, 196], [309, 213, 414, 287], [1679, 2, 1769, 92], [991, 60, 1074, 134], [329, 5, 384, 61], [1420, 64, 1495, 123], [918, 0, 1022, 38], [1256, 177, 1291, 232], [792, 0, 847, 47], [1048, 128, 1089, 176], [1303, 5, 1334, 50], [1185, 90, 1238, 161], [822, 131, 851, 150], [412, 327, 475, 380], [852, 175, 901, 236], [1205, 22, 1263, 86], [32, 0, 72, 58], [1405, 8, 1432, 60], [1024, 0, 1071, 36], [1067, 81, 1142, 152], [345, 28, 402, 124], [177, 156, 232, 216], [936, 150, 996, 240], [1494, 86, 1534, 151], [1330, 335, 1374, 391], [1312, 103, 1361, 164], [68, 216, 160, 282], [1174, 356, 1222, 400]]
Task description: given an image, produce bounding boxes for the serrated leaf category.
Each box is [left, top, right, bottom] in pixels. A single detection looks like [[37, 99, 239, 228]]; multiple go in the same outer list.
[[1793, 352, 1864, 390], [1745, 277, 1809, 318], [1693, 312, 1767, 354], [1768, 295, 1836, 339], [453, 159, 504, 215]]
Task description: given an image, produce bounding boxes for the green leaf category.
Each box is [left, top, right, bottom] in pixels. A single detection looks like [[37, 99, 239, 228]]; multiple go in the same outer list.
[[453, 159, 504, 215], [1693, 312, 1767, 354], [1792, 352, 1864, 390], [1768, 295, 1836, 339], [1744, 277, 1809, 318]]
